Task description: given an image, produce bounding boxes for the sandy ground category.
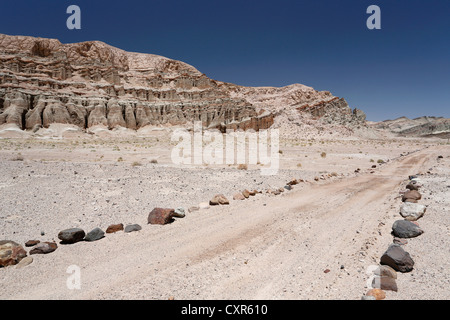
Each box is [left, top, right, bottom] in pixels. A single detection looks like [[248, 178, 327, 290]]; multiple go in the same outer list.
[[0, 128, 448, 300]]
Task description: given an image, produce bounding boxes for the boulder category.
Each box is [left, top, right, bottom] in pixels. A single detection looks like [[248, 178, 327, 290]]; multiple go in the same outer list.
[[392, 220, 424, 238], [242, 190, 250, 198], [58, 228, 85, 244], [402, 190, 421, 202], [0, 240, 27, 267], [84, 227, 105, 241], [233, 193, 245, 200], [124, 224, 142, 233], [106, 223, 124, 233], [148, 208, 175, 225], [287, 179, 298, 186], [380, 244, 414, 273], [399, 202, 426, 221], [284, 185, 292, 191], [29, 242, 57, 254], [209, 194, 229, 205]]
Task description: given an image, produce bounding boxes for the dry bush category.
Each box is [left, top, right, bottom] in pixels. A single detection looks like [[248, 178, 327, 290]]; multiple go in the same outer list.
[[237, 163, 248, 170]]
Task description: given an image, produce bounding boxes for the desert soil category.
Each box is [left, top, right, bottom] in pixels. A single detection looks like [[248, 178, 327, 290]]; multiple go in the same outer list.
[[0, 128, 448, 300]]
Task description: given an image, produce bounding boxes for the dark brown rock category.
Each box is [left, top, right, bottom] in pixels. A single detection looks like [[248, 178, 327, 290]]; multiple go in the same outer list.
[[29, 242, 57, 255], [25, 240, 40, 247], [402, 190, 421, 202], [106, 223, 124, 233], [148, 208, 175, 225]]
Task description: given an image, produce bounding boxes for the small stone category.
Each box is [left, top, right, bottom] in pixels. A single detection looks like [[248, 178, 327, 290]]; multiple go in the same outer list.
[[106, 223, 124, 233], [402, 190, 421, 202], [124, 224, 142, 233], [393, 237, 408, 245], [242, 190, 250, 198], [198, 202, 210, 210], [15, 256, 33, 269], [25, 240, 40, 247], [29, 242, 57, 255], [361, 295, 376, 300], [373, 265, 397, 279], [188, 206, 199, 212], [284, 185, 292, 191], [366, 288, 386, 300], [324, 269, 330, 273], [233, 193, 245, 200], [173, 207, 185, 218], [84, 227, 105, 241], [209, 194, 229, 205], [58, 228, 85, 244], [372, 276, 398, 292]]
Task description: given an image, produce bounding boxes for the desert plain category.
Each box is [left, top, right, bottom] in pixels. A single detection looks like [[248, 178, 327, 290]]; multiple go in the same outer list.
[[0, 124, 448, 300]]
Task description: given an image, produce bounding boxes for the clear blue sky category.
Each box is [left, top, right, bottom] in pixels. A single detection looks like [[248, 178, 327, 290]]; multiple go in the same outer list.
[[1, 0, 449, 121]]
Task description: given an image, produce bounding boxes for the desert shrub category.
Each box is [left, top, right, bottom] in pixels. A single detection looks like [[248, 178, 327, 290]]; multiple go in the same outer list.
[[150, 159, 158, 164], [131, 161, 142, 167], [11, 154, 24, 161], [237, 163, 248, 170], [117, 157, 123, 162], [377, 159, 385, 164], [320, 152, 327, 158]]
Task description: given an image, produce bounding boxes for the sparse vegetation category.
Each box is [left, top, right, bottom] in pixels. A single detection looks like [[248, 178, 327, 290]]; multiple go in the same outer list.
[[131, 161, 142, 167], [237, 163, 248, 170]]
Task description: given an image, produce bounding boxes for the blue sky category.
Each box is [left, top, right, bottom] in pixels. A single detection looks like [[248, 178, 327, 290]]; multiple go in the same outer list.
[[0, 0, 449, 121]]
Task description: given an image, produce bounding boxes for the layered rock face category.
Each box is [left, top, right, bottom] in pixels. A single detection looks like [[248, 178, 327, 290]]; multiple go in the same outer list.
[[0, 33, 366, 133], [370, 116, 450, 138]]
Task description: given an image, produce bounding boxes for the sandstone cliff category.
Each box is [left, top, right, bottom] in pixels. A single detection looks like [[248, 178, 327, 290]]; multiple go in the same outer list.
[[0, 33, 366, 134]]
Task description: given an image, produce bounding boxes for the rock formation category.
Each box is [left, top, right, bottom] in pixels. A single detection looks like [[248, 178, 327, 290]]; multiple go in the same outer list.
[[0, 33, 367, 133]]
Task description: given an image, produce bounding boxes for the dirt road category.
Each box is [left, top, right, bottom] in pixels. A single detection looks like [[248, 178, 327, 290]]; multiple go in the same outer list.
[[0, 145, 446, 300]]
